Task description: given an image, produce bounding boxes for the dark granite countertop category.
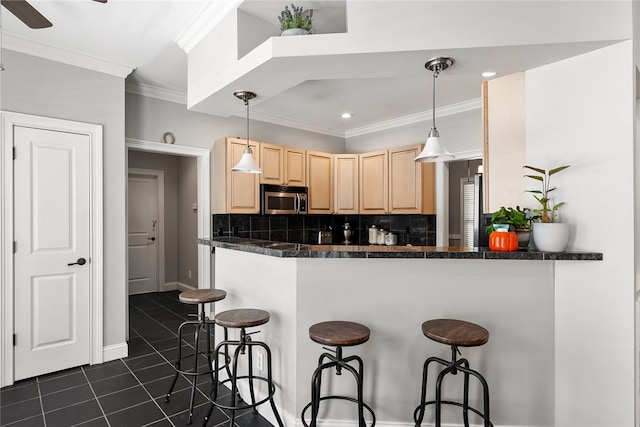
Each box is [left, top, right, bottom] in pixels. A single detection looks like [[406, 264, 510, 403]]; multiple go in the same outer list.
[[198, 237, 603, 261]]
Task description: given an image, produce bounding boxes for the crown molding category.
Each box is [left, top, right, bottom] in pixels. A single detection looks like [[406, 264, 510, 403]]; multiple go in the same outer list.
[[176, 0, 243, 54], [249, 110, 346, 138], [345, 98, 482, 138], [125, 82, 187, 105], [3, 34, 134, 78]]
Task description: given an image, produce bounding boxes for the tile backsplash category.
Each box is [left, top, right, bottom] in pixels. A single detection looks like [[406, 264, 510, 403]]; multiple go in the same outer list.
[[213, 213, 436, 246]]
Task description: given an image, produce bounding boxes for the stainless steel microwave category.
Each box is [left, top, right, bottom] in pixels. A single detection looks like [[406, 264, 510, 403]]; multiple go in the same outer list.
[[261, 184, 308, 215]]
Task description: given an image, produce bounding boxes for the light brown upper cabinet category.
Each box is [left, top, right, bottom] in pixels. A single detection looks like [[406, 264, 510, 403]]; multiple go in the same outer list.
[[334, 154, 359, 214], [306, 150, 334, 214], [360, 145, 435, 215], [359, 150, 388, 214], [211, 137, 260, 214], [284, 147, 306, 186], [389, 145, 424, 214], [482, 72, 526, 213], [260, 142, 284, 185]]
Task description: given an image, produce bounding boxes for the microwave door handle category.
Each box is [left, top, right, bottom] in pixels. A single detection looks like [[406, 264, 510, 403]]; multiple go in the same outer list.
[[295, 193, 300, 214]]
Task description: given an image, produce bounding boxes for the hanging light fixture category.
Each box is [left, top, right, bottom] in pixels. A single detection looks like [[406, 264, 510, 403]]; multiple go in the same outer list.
[[415, 57, 455, 162], [231, 90, 262, 173]]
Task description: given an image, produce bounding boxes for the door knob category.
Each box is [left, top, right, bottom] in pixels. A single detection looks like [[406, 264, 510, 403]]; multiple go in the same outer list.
[[68, 258, 87, 266], [147, 237, 156, 242]]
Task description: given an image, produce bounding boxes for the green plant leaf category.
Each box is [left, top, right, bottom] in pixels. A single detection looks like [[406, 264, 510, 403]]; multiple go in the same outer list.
[[549, 165, 570, 175], [525, 190, 543, 194], [524, 174, 544, 182], [524, 165, 546, 174]]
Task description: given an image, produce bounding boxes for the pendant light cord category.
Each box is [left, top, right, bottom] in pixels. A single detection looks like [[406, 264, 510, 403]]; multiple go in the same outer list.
[[432, 65, 441, 129], [245, 95, 250, 148]]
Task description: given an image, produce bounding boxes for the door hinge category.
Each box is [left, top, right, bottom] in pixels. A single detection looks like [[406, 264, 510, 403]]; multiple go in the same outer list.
[[13, 241, 16, 253], [13, 334, 16, 346], [12, 147, 16, 160]]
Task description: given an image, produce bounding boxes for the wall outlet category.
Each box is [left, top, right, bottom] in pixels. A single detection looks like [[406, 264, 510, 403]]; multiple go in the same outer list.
[[256, 351, 263, 372], [188, 270, 191, 279]]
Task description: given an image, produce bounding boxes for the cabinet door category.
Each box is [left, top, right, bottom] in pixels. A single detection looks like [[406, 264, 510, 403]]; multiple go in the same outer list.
[[260, 142, 284, 185], [389, 145, 423, 213], [306, 150, 333, 214], [359, 150, 388, 214], [483, 72, 526, 213], [227, 138, 260, 213], [421, 162, 436, 214], [284, 147, 306, 186], [334, 154, 359, 214]]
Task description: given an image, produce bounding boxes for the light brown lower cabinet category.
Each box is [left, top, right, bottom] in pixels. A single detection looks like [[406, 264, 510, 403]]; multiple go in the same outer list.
[[306, 150, 334, 214]]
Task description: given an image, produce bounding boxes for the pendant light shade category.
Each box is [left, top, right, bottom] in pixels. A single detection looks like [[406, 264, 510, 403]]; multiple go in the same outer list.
[[231, 90, 262, 174], [415, 57, 455, 163]]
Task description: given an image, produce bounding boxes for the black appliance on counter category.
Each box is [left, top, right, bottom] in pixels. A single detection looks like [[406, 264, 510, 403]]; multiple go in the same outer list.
[[261, 184, 308, 215]]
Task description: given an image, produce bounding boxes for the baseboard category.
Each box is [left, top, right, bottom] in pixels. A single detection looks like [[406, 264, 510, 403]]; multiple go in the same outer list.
[[102, 342, 128, 362], [162, 281, 178, 291], [176, 282, 196, 292]]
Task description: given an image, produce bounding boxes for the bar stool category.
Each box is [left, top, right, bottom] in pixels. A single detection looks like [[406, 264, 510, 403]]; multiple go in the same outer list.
[[414, 319, 492, 427], [165, 289, 228, 425], [202, 308, 284, 427], [301, 321, 376, 427]]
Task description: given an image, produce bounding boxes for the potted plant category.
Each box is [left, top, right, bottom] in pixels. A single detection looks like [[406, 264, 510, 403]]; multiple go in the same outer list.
[[278, 3, 313, 36], [486, 206, 535, 249], [524, 164, 571, 252]]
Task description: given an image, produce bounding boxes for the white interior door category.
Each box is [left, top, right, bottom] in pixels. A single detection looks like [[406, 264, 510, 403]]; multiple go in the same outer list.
[[14, 126, 91, 380], [128, 174, 159, 295]]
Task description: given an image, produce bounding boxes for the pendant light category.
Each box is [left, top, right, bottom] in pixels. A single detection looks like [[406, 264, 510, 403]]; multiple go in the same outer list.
[[231, 90, 262, 173], [415, 57, 455, 162]]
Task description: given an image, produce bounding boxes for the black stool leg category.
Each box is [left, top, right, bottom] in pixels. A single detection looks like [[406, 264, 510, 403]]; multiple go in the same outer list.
[[414, 356, 449, 426], [458, 364, 491, 427], [435, 364, 455, 427], [166, 320, 195, 402], [259, 341, 285, 427], [460, 359, 470, 427]]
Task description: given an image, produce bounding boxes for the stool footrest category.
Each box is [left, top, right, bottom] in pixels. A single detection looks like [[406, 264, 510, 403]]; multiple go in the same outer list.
[[208, 375, 276, 411], [301, 396, 376, 427], [413, 400, 493, 427]]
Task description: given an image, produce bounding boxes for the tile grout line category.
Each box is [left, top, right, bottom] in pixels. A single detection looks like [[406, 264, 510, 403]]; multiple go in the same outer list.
[[80, 364, 112, 427], [35, 376, 48, 427]]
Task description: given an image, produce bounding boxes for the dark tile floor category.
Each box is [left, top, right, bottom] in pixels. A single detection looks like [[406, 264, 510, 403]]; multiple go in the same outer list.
[[1, 291, 274, 427]]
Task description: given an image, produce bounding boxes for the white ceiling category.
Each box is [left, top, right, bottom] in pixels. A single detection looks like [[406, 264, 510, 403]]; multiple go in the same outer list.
[[0, 0, 627, 138]]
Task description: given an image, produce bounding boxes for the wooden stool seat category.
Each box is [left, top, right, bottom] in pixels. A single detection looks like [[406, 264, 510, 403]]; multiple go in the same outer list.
[[309, 321, 370, 347], [178, 289, 226, 304], [215, 309, 270, 328], [421, 319, 489, 347]]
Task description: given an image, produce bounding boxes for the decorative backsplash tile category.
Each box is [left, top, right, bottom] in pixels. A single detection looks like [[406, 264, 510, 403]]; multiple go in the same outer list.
[[212, 213, 436, 246]]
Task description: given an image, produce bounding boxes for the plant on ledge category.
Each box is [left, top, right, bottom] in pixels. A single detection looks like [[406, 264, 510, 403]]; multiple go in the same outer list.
[[278, 3, 313, 33], [486, 206, 535, 235], [524, 165, 570, 223]]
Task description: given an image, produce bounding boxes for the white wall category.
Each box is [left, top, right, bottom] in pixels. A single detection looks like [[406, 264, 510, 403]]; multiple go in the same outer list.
[[345, 109, 481, 156], [526, 41, 635, 426], [1, 50, 127, 348], [126, 93, 345, 152]]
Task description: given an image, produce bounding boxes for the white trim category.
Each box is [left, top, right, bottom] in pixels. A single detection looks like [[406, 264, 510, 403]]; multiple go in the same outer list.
[[250, 110, 345, 138], [3, 37, 133, 79], [125, 82, 187, 106], [176, 282, 197, 292], [162, 282, 179, 291], [102, 342, 128, 363], [176, 0, 243, 54], [127, 168, 166, 295], [125, 139, 210, 291], [0, 111, 103, 386]]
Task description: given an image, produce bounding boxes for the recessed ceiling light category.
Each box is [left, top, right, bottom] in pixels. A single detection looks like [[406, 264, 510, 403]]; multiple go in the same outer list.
[[341, 113, 352, 119], [482, 71, 497, 77]]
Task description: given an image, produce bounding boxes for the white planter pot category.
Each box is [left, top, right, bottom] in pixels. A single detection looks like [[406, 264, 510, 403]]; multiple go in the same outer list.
[[532, 223, 570, 252], [280, 28, 310, 36]]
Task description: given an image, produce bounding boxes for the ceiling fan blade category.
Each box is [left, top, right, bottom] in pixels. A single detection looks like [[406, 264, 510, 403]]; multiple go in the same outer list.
[[2, 0, 52, 29]]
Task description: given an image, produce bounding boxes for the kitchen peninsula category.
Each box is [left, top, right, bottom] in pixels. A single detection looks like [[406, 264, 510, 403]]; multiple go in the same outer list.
[[201, 237, 602, 426]]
